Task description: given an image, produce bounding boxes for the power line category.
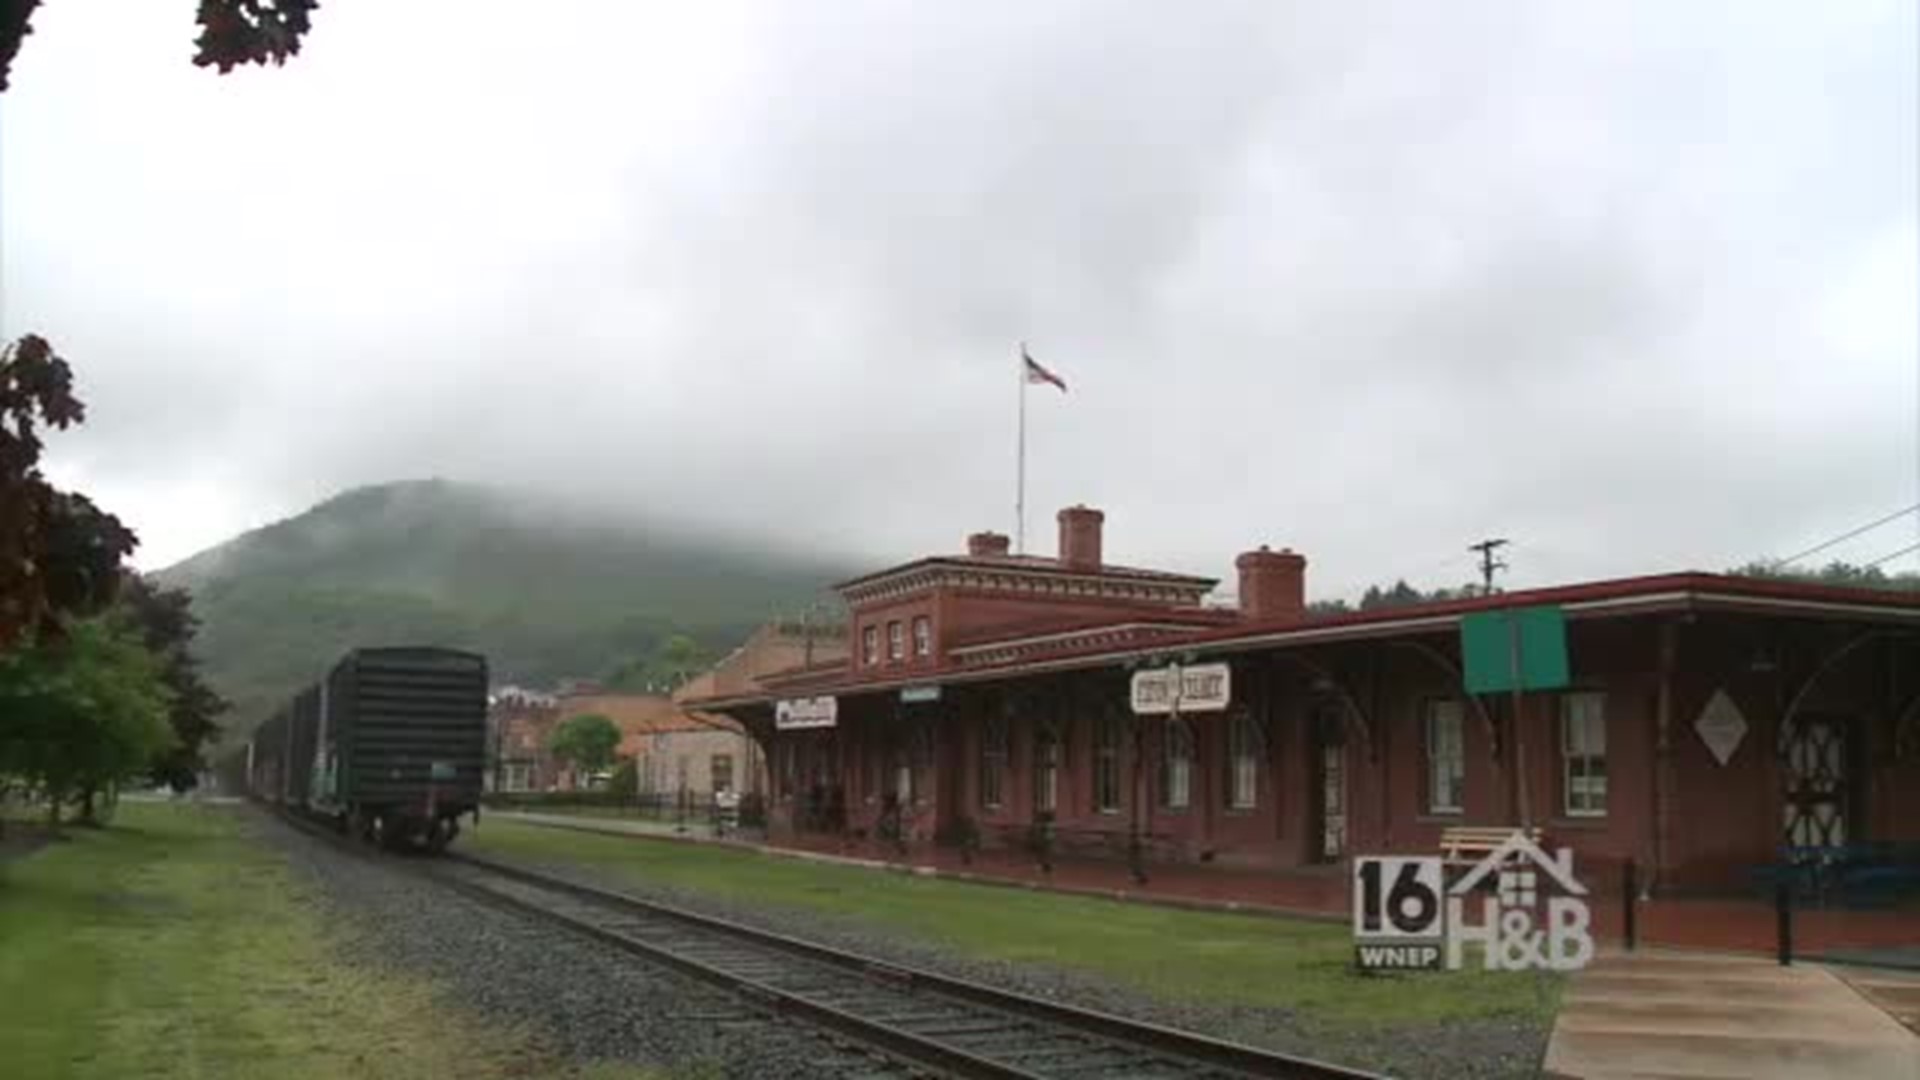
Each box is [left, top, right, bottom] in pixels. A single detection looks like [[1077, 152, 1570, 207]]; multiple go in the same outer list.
[[1775, 503, 1920, 567], [1863, 541, 1920, 570]]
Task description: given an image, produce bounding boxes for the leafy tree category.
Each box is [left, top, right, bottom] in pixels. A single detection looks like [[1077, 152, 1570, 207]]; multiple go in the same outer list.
[[1729, 560, 1920, 592], [1351, 580, 1485, 611], [0, 616, 175, 824], [116, 575, 228, 791], [548, 712, 620, 778], [1, 0, 319, 91], [0, 335, 138, 649], [603, 632, 716, 693], [607, 758, 638, 800]]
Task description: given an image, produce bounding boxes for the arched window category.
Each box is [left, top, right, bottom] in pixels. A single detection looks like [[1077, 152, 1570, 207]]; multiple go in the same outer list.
[[1034, 721, 1060, 815], [1160, 719, 1194, 810], [1094, 714, 1124, 813], [980, 713, 1009, 809], [1226, 711, 1261, 810]]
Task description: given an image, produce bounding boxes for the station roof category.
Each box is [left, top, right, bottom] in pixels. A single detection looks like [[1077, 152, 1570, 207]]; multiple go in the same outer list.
[[833, 552, 1218, 593], [683, 571, 1920, 712]]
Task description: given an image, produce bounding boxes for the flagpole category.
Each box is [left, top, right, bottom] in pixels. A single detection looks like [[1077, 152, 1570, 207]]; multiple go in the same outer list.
[[1016, 341, 1027, 555]]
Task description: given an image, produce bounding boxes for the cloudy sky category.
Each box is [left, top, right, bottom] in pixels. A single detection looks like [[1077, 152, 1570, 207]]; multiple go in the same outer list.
[[3, 1, 1915, 601]]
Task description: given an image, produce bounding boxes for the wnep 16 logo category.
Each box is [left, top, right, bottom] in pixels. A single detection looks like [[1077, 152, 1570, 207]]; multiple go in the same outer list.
[[1353, 835, 1595, 972]]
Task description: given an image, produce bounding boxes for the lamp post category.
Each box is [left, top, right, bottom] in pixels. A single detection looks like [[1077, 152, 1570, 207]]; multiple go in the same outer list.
[[1128, 663, 1181, 887]]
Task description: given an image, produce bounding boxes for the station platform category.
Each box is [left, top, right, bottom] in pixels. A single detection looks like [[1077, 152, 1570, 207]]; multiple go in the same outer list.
[[1543, 949, 1920, 1079], [486, 812, 1920, 957]]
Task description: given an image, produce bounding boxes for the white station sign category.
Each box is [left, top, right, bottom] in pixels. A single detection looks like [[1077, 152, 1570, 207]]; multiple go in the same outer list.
[[775, 696, 838, 730], [1694, 689, 1748, 766], [1130, 663, 1232, 715]]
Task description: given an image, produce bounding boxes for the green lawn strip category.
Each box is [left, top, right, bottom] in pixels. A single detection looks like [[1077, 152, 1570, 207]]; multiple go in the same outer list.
[[466, 819, 1558, 1028], [503, 805, 681, 822], [0, 803, 661, 1079]]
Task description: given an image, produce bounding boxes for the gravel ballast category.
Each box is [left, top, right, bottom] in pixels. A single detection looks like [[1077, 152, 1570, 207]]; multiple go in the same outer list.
[[253, 810, 912, 1079], [473, 834, 1556, 1080]]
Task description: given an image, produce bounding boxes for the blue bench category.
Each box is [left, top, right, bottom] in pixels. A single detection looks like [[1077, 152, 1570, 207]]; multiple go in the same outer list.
[[1754, 844, 1920, 908]]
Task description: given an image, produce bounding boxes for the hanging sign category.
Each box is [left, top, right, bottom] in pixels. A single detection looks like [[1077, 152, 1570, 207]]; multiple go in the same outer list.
[[775, 696, 838, 730], [1461, 606, 1570, 695], [899, 685, 942, 704], [1693, 689, 1749, 766], [1130, 663, 1231, 715]]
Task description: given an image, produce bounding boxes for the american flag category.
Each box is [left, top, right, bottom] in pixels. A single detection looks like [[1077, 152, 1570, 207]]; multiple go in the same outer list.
[[1022, 347, 1067, 392]]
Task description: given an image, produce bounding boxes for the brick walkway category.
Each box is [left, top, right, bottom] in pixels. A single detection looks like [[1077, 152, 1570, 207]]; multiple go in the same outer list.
[[491, 813, 1920, 954]]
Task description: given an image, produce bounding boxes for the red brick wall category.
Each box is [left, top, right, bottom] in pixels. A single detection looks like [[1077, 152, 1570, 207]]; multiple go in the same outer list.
[[850, 598, 938, 671], [939, 591, 1194, 646], [754, 612, 1917, 891]]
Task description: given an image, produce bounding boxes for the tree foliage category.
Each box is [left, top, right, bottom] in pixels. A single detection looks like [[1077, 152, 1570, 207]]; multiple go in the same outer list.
[[1729, 559, 1920, 592], [193, 0, 319, 74], [1359, 579, 1486, 609], [1310, 579, 1488, 616], [607, 758, 638, 800], [0, 1, 320, 92], [0, 617, 175, 822], [116, 576, 228, 790], [1311, 559, 1920, 618], [603, 633, 716, 693], [548, 712, 620, 776], [1, 335, 138, 650]]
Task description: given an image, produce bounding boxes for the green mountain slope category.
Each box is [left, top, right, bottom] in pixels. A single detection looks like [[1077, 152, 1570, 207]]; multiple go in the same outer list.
[[155, 479, 854, 730]]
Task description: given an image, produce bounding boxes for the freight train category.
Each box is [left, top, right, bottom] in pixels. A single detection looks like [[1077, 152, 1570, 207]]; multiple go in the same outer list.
[[245, 646, 488, 852]]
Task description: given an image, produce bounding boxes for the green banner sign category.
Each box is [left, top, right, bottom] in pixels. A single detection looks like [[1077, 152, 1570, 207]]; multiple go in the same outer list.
[[1460, 606, 1569, 695]]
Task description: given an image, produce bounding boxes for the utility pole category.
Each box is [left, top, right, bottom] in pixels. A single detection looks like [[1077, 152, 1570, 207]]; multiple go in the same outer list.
[[1469, 538, 1510, 595]]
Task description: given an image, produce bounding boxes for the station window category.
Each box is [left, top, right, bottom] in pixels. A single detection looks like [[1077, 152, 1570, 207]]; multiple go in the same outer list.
[[888, 620, 905, 662], [1226, 712, 1260, 810], [1094, 716, 1123, 814], [980, 714, 1009, 809], [913, 615, 932, 657], [711, 753, 733, 794], [1426, 700, 1466, 814], [503, 762, 532, 792], [1035, 725, 1060, 815], [862, 625, 879, 666], [891, 740, 913, 802], [1561, 692, 1608, 816], [1160, 719, 1193, 811]]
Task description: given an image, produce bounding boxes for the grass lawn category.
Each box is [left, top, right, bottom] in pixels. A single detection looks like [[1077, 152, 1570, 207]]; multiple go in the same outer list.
[[466, 819, 1561, 1029], [0, 802, 657, 1080], [502, 805, 678, 822]]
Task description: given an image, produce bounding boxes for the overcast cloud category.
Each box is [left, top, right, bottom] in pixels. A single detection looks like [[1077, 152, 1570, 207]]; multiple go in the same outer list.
[[2, 1, 1915, 601]]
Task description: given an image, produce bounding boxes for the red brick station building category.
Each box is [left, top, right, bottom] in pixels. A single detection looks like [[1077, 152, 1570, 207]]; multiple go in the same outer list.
[[686, 506, 1920, 942]]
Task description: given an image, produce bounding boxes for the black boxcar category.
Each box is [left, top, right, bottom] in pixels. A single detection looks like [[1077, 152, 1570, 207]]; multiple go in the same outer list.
[[249, 646, 487, 851], [249, 703, 291, 806]]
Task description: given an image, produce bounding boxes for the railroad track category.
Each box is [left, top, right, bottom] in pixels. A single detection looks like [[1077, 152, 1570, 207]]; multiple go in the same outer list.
[[267, 805, 918, 1076], [423, 848, 1386, 1080]]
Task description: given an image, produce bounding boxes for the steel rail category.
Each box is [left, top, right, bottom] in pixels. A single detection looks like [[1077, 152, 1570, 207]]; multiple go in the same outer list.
[[263, 802, 1384, 1079], [265, 804, 935, 1077], [443, 848, 1386, 1080]]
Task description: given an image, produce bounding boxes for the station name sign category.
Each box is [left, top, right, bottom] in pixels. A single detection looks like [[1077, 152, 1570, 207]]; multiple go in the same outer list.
[[774, 696, 838, 730], [1129, 663, 1231, 715]]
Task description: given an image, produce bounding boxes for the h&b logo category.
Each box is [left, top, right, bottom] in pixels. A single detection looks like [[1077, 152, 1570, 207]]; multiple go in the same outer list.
[[1353, 836, 1594, 973]]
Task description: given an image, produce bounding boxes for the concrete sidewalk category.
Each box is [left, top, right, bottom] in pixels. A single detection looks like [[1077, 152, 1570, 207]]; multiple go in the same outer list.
[[1840, 968, 1920, 1036], [1544, 949, 1920, 1079]]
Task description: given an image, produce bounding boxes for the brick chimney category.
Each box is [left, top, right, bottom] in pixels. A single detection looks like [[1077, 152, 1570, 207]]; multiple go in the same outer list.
[[967, 530, 1011, 557], [1237, 546, 1306, 622], [1057, 505, 1105, 570]]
